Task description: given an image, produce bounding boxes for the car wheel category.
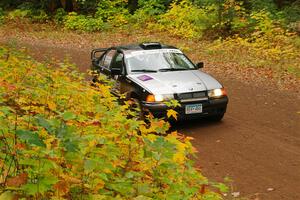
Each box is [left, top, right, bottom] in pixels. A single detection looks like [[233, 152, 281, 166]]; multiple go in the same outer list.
[[208, 113, 224, 122], [129, 98, 144, 120]]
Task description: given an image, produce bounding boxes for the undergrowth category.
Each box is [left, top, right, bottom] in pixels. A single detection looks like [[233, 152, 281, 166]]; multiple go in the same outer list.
[[0, 46, 227, 199]]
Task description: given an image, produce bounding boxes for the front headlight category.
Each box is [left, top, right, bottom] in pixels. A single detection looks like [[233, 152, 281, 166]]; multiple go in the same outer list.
[[146, 94, 174, 102], [208, 88, 226, 98]]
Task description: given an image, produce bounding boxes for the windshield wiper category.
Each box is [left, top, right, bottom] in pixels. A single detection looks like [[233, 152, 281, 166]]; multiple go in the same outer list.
[[158, 68, 189, 72], [131, 69, 157, 73]]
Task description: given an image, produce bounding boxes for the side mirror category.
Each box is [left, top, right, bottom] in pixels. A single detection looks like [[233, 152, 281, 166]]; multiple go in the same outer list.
[[195, 62, 204, 69], [111, 68, 122, 75]]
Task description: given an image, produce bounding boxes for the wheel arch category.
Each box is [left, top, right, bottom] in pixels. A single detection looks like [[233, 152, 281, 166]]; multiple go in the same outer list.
[[127, 91, 139, 100]]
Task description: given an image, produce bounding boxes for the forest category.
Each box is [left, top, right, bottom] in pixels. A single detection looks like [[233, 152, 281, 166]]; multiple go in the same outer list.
[[1, 0, 300, 36], [0, 0, 300, 199]]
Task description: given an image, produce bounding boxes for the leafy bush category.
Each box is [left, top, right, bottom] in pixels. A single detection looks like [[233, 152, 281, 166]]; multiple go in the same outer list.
[[0, 46, 226, 199], [282, 3, 300, 23], [128, 8, 154, 28], [64, 12, 104, 32], [29, 9, 49, 23], [249, 0, 278, 15], [0, 8, 4, 24], [54, 8, 67, 24], [75, 0, 100, 15], [156, 0, 218, 38], [138, 0, 169, 16], [7, 9, 30, 20], [7, 7, 48, 23], [128, 0, 169, 28], [280, 2, 300, 33], [207, 30, 300, 77], [95, 0, 130, 26]]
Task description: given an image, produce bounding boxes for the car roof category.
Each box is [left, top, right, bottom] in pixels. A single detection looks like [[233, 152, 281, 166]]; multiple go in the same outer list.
[[113, 42, 178, 52]]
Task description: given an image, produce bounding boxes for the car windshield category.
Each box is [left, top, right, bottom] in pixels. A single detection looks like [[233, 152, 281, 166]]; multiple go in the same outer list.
[[125, 49, 195, 73]]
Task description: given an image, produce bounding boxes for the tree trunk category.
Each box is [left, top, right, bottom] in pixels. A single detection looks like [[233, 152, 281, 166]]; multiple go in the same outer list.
[[128, 0, 138, 14], [64, 0, 74, 12], [275, 0, 284, 8], [48, 0, 63, 13]]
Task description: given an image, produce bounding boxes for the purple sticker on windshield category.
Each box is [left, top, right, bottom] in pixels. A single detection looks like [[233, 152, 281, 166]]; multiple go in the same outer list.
[[137, 75, 153, 81]]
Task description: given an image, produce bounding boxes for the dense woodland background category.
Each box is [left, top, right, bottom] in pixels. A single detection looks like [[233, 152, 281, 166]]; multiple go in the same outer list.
[[1, 0, 300, 36], [2, 0, 299, 76]]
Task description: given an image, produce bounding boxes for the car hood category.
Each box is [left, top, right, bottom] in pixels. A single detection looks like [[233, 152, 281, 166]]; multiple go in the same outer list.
[[127, 70, 222, 94]]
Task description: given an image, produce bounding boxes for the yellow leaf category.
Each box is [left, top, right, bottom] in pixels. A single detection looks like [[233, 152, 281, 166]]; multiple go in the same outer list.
[[0, 191, 15, 200], [167, 109, 178, 120], [173, 142, 187, 164], [89, 139, 97, 148], [139, 124, 149, 134], [173, 152, 185, 164], [44, 136, 55, 150], [61, 174, 81, 184], [177, 142, 186, 152], [48, 101, 56, 110], [170, 131, 178, 137], [146, 134, 157, 142], [234, 5, 241, 10], [94, 179, 105, 192], [103, 168, 112, 174], [39, 129, 48, 137]]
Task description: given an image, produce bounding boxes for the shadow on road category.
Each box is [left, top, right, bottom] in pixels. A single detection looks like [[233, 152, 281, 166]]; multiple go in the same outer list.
[[170, 118, 225, 133]]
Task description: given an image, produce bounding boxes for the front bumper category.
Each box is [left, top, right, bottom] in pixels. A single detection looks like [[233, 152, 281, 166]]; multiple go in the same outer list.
[[141, 96, 228, 120]]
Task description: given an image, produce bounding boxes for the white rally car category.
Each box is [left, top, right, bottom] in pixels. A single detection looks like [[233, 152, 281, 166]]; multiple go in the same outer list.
[[91, 42, 228, 121]]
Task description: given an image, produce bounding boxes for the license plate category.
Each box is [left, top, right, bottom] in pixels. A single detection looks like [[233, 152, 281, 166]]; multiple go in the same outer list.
[[185, 104, 202, 114]]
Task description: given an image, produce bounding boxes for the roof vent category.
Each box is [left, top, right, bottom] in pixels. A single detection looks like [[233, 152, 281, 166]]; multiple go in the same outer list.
[[140, 42, 162, 49]]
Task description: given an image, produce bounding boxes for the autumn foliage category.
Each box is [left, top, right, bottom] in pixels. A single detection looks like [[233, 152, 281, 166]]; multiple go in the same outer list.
[[0, 47, 227, 199]]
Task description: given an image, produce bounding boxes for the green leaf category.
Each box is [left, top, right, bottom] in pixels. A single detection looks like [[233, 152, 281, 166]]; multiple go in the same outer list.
[[0, 106, 12, 116], [62, 111, 76, 120], [136, 183, 151, 196], [16, 130, 46, 147], [40, 159, 58, 172], [19, 158, 39, 166], [134, 195, 152, 200], [64, 139, 79, 152], [40, 176, 58, 187], [212, 182, 229, 193], [21, 183, 38, 196], [108, 181, 134, 196], [84, 159, 98, 172], [36, 116, 52, 132], [0, 191, 15, 200], [125, 172, 134, 179], [99, 173, 109, 181], [21, 177, 58, 195], [16, 130, 34, 140]]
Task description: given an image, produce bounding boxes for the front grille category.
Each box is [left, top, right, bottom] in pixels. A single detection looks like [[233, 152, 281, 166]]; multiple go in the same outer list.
[[177, 91, 206, 100]]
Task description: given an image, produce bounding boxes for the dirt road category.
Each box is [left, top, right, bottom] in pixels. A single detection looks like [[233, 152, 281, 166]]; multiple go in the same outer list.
[[1, 40, 300, 200]]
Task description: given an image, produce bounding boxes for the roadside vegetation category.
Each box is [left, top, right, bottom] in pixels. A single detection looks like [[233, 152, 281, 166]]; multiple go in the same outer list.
[[0, 0, 299, 78], [0, 46, 230, 199]]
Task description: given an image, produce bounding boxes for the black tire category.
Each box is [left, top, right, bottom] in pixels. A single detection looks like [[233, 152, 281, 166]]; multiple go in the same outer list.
[[208, 113, 224, 122]]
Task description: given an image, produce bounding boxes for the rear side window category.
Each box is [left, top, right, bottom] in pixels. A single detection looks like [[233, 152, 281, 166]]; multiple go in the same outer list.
[[101, 50, 116, 69], [111, 53, 123, 69]]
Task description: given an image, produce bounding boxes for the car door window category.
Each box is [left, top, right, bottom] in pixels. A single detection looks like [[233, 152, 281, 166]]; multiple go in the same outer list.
[[111, 53, 124, 74], [101, 50, 116, 69]]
